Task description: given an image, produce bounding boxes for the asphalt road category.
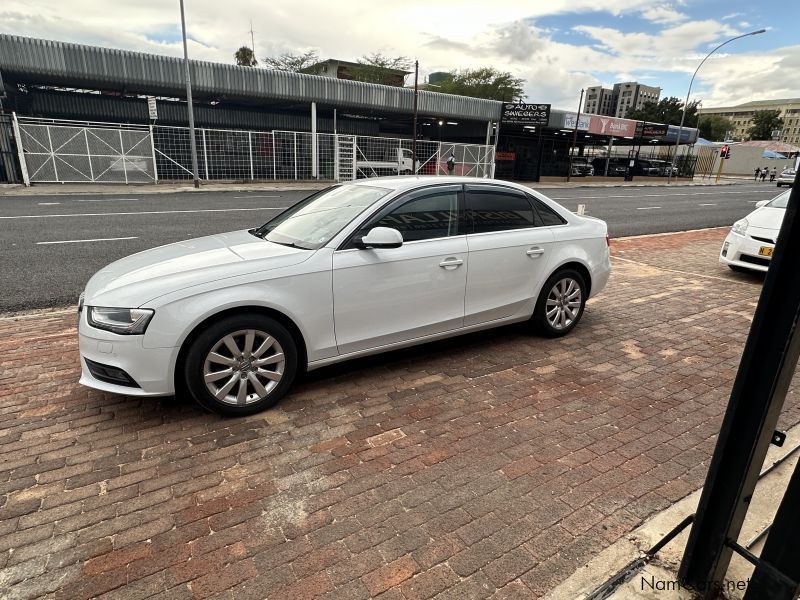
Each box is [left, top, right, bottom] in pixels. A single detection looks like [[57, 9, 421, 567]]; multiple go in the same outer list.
[[0, 181, 783, 312]]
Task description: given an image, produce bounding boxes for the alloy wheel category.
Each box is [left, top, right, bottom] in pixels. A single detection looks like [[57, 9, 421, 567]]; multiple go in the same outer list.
[[202, 329, 285, 406], [545, 277, 583, 330]]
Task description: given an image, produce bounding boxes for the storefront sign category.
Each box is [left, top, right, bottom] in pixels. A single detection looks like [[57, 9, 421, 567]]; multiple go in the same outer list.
[[496, 151, 516, 161], [587, 115, 638, 137], [563, 112, 590, 131], [501, 103, 550, 126], [639, 123, 669, 137]]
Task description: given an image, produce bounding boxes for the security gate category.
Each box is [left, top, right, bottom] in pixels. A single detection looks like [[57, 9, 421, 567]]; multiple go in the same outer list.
[[15, 117, 156, 183]]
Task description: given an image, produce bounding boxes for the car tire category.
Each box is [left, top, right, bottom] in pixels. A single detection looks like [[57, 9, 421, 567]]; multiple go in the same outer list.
[[777, 182, 782, 187], [531, 268, 587, 337], [183, 313, 297, 416]]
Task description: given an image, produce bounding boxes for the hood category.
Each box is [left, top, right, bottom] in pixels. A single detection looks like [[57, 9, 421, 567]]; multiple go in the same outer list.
[[84, 230, 312, 307], [747, 207, 785, 233]]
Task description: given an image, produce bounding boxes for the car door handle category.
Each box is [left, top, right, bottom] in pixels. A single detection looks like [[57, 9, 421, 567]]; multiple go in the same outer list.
[[439, 257, 464, 269], [526, 247, 545, 257]]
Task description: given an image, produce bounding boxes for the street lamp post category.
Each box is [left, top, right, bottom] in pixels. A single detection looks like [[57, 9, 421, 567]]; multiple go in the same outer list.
[[179, 0, 201, 188], [667, 28, 766, 184]]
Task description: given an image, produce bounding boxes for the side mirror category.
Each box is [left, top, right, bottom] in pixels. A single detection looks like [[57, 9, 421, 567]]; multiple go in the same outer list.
[[355, 227, 403, 249], [755, 200, 769, 208]]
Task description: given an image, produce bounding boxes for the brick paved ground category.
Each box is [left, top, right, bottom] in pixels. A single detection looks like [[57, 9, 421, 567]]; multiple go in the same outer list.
[[2, 227, 799, 600]]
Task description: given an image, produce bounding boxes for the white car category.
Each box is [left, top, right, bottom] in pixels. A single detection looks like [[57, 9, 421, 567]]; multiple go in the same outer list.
[[78, 177, 611, 415], [720, 190, 790, 273]]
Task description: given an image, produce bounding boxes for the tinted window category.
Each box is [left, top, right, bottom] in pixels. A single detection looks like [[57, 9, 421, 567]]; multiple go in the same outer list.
[[467, 187, 534, 233], [530, 197, 567, 226], [373, 188, 460, 242]]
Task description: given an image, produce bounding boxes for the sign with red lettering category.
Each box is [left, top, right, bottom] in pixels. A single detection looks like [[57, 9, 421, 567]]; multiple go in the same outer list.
[[496, 152, 516, 161]]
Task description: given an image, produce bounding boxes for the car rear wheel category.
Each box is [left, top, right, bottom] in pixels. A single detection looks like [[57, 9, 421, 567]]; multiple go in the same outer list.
[[531, 269, 587, 337], [184, 314, 297, 416]]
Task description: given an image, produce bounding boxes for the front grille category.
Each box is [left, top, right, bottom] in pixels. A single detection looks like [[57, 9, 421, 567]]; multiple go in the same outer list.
[[84, 357, 139, 388], [750, 236, 775, 244], [739, 254, 771, 267]]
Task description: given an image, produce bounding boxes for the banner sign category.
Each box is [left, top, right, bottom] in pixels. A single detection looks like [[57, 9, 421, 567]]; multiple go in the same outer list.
[[563, 112, 590, 131], [147, 97, 158, 120], [501, 103, 550, 126], [639, 123, 669, 137], [587, 115, 637, 137], [495, 151, 516, 161]]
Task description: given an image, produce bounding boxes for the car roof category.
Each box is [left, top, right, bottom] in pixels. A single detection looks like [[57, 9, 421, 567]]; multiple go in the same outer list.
[[345, 176, 534, 194]]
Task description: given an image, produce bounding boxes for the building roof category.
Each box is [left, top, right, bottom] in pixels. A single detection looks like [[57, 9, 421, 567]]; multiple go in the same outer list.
[[736, 140, 800, 153], [307, 58, 412, 75], [0, 34, 497, 121], [699, 98, 800, 112]]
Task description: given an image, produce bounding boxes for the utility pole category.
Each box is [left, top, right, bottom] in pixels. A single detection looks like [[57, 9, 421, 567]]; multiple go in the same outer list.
[[249, 20, 256, 60], [179, 0, 200, 188], [412, 60, 418, 175], [566, 89, 584, 183]]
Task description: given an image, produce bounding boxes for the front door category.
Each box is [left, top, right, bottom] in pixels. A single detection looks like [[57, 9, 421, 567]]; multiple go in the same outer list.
[[332, 184, 467, 355]]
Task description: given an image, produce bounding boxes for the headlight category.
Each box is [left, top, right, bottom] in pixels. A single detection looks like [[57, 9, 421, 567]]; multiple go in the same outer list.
[[731, 219, 748, 236], [86, 307, 154, 335]]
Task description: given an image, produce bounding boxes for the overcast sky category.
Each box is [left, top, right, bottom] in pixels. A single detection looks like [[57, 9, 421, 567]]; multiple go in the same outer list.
[[1, 0, 796, 110]]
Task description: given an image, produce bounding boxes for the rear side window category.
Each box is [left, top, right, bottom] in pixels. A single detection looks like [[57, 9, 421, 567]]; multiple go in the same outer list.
[[530, 197, 567, 226], [466, 186, 535, 233]]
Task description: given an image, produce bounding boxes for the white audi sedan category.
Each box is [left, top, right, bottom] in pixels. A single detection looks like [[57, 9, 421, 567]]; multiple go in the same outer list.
[[78, 177, 610, 415], [720, 190, 789, 273]]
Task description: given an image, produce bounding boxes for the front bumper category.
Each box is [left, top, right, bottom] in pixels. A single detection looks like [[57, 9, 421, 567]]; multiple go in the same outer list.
[[78, 310, 177, 396], [719, 231, 772, 273]]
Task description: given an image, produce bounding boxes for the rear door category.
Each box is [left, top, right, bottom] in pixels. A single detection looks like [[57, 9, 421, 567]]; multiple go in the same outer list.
[[464, 184, 555, 326]]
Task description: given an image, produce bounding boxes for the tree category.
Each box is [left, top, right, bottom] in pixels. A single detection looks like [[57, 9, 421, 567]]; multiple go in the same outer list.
[[434, 68, 525, 102], [698, 114, 734, 141], [347, 53, 412, 86], [234, 46, 257, 67], [625, 97, 699, 127], [262, 50, 319, 72], [748, 110, 784, 141]]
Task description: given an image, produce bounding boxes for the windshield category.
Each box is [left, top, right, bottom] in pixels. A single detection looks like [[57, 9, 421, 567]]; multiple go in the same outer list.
[[254, 184, 391, 249], [768, 190, 792, 209]]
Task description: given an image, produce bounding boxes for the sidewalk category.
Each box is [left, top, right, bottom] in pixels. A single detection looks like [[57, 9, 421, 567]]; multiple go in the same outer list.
[[0, 176, 740, 196], [2, 228, 797, 599]]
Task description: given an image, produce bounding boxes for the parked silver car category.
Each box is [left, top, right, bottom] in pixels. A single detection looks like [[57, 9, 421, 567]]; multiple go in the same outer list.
[[776, 168, 796, 187]]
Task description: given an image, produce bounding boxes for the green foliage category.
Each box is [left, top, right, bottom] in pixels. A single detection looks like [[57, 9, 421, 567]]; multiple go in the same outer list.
[[434, 68, 525, 102], [625, 97, 699, 127], [347, 53, 412, 86], [263, 50, 319, 72], [748, 110, 784, 140], [698, 114, 734, 141], [234, 46, 257, 67]]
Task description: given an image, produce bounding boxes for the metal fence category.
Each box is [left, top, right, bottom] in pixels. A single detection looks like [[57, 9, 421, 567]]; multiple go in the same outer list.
[[14, 115, 495, 185]]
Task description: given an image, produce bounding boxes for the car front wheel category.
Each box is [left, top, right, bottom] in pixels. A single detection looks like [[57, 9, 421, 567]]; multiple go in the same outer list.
[[532, 269, 587, 337], [183, 314, 297, 416]]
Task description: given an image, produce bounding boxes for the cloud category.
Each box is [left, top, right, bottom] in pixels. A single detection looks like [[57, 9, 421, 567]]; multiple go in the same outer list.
[[639, 6, 688, 24]]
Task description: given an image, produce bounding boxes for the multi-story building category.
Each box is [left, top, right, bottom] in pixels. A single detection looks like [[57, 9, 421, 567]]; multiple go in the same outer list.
[[303, 59, 410, 87], [697, 98, 800, 143], [583, 82, 661, 118]]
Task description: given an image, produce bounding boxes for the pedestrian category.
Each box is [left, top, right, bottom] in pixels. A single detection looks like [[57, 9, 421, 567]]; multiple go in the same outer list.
[[446, 152, 456, 175], [761, 167, 768, 182], [770, 167, 777, 182], [754, 166, 761, 181]]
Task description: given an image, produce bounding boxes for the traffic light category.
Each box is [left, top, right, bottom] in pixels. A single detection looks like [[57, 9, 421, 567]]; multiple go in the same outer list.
[[720, 145, 730, 159]]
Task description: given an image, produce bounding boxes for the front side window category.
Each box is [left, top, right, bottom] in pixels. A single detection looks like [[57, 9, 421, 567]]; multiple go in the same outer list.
[[370, 187, 460, 242], [254, 184, 390, 249], [466, 186, 534, 233]]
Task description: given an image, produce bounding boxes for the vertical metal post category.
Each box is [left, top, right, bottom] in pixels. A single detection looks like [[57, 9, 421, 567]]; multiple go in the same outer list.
[[248, 131, 254, 180], [436, 142, 442, 176], [492, 121, 500, 179], [118, 129, 128, 184], [485, 121, 492, 146], [11, 113, 30, 186], [605, 136, 614, 176], [293, 131, 298, 180], [311, 102, 317, 179], [534, 127, 543, 183], [83, 128, 95, 182], [149, 124, 158, 183], [333, 109, 337, 135], [412, 60, 418, 175], [334, 135, 340, 182], [745, 458, 800, 599], [179, 0, 200, 188], [271, 132, 276, 180], [678, 178, 800, 597], [567, 89, 584, 183], [201, 129, 209, 180], [46, 125, 59, 182]]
